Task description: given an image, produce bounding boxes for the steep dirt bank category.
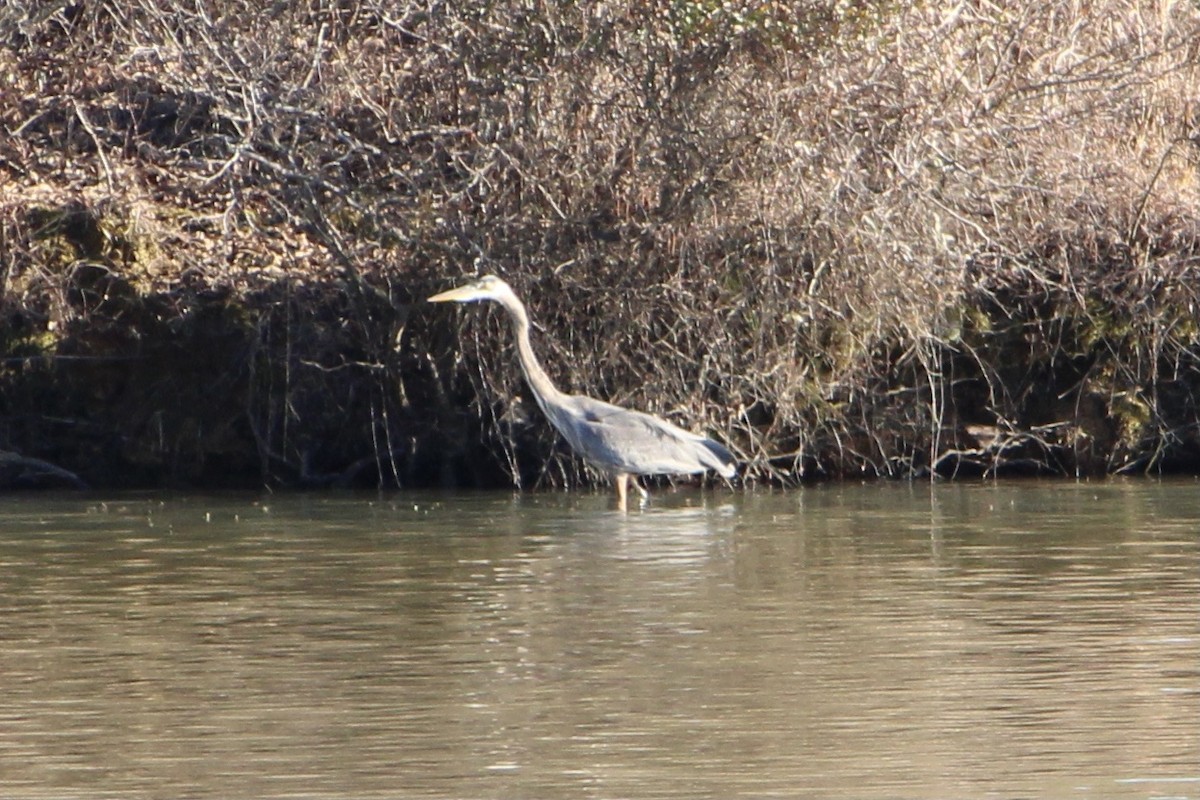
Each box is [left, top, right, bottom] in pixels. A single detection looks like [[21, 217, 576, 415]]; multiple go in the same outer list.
[[2, 2, 1199, 489]]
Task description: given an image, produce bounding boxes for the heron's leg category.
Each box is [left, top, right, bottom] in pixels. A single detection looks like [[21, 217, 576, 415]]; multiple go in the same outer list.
[[632, 477, 649, 501], [615, 472, 629, 509]]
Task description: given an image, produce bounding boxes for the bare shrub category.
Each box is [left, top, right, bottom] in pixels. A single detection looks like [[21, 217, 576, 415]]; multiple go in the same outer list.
[[2, 0, 1199, 486]]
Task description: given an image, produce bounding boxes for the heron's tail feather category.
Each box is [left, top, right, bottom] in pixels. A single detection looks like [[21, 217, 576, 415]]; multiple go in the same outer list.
[[700, 438, 737, 479]]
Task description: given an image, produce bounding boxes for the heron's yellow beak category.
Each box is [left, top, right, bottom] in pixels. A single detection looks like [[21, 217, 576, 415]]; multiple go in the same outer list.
[[427, 285, 477, 303], [428, 275, 503, 303]]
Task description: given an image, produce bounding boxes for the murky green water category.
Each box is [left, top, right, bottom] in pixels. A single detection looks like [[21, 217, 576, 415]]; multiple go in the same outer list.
[[1, 481, 1197, 799]]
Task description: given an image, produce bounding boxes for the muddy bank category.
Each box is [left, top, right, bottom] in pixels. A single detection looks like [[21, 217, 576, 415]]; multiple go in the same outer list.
[[3, 225, 1200, 491]]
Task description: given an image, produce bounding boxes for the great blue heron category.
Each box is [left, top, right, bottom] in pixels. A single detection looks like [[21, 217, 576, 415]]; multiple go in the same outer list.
[[428, 275, 736, 507]]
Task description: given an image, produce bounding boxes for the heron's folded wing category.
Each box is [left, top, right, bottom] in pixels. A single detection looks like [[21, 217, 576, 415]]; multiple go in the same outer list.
[[562, 397, 735, 477]]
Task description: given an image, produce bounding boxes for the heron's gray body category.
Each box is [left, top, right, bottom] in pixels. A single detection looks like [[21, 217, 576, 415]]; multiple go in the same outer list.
[[542, 392, 736, 479], [428, 275, 736, 506]]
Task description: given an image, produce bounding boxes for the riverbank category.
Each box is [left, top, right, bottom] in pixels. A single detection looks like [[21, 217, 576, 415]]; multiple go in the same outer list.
[[3, 2, 1199, 489]]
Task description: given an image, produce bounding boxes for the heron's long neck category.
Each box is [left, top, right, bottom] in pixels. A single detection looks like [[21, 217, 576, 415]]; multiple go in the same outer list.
[[499, 294, 566, 410]]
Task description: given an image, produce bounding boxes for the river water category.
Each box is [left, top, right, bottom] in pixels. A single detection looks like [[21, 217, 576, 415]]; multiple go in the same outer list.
[[1, 480, 1197, 799]]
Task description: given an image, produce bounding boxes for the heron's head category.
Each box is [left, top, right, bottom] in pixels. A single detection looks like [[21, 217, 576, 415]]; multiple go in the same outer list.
[[427, 274, 513, 305]]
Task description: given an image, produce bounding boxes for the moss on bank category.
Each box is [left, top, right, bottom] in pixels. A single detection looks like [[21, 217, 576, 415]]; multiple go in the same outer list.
[[2, 2, 1199, 489]]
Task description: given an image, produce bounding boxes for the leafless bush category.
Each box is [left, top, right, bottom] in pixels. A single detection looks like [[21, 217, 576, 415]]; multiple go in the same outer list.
[[2, 0, 1199, 486]]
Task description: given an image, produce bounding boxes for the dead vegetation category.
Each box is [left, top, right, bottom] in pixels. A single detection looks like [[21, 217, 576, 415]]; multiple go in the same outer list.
[[1, 1, 1199, 488]]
